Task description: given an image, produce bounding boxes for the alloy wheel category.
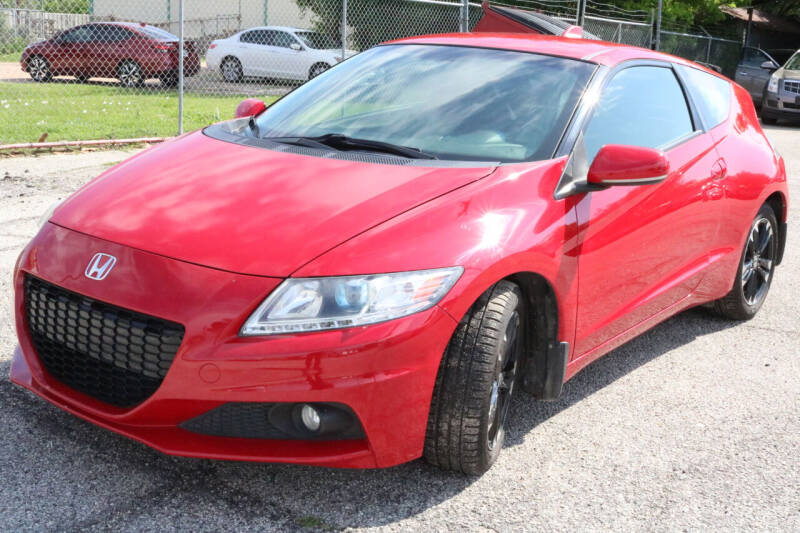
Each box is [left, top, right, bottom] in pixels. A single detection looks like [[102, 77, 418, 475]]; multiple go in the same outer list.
[[222, 58, 241, 82], [741, 217, 775, 306], [29, 57, 50, 82], [310, 64, 329, 79], [118, 61, 142, 87], [487, 311, 520, 451]]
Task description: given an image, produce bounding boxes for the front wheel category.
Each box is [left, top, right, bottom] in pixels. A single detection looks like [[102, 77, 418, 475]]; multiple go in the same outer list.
[[424, 281, 524, 475], [308, 63, 330, 80], [711, 204, 778, 319], [28, 56, 52, 82]]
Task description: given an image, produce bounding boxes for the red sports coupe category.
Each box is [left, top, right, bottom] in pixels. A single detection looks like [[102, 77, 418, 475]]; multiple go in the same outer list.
[[20, 22, 199, 87], [11, 33, 788, 474]]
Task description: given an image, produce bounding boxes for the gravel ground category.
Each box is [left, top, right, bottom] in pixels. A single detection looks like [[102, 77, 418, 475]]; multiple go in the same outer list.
[[0, 125, 798, 532]]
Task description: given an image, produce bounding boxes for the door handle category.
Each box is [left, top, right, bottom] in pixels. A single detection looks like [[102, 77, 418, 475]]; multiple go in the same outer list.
[[711, 159, 727, 180]]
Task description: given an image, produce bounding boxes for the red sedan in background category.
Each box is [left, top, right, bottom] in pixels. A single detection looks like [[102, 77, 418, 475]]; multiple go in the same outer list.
[[11, 33, 788, 474], [20, 22, 200, 87]]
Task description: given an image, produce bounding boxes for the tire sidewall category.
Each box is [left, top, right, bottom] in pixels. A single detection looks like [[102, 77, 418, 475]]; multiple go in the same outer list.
[[477, 286, 523, 472]]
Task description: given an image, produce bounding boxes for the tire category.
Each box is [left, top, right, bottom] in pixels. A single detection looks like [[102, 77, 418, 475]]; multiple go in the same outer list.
[[27, 56, 52, 82], [221, 57, 243, 83], [117, 60, 143, 88], [308, 63, 329, 80], [711, 204, 778, 320], [424, 280, 524, 475]]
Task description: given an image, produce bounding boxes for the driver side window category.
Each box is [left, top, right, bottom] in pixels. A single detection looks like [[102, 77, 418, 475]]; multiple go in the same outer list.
[[583, 66, 695, 162]]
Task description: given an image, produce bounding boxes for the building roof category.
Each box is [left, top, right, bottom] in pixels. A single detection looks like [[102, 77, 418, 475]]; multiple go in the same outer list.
[[719, 6, 800, 35]]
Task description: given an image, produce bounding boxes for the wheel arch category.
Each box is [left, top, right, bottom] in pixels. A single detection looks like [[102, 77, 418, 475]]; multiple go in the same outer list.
[[309, 61, 330, 78], [764, 191, 788, 265], [447, 269, 566, 400]]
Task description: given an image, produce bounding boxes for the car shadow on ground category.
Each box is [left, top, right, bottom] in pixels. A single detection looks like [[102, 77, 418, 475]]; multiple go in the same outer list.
[[0, 307, 740, 529]]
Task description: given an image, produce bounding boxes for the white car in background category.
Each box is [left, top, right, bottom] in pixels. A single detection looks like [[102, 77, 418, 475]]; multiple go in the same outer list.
[[206, 26, 357, 82]]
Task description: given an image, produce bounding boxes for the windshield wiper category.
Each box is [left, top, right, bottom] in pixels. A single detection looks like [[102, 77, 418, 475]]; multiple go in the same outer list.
[[248, 116, 260, 138], [267, 133, 437, 160]]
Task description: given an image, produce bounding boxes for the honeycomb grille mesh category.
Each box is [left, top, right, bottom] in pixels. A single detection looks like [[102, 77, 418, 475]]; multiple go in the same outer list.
[[24, 275, 184, 408]]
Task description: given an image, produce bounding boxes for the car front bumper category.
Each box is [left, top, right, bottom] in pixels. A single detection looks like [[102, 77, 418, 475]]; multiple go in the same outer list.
[[11, 223, 458, 468], [762, 85, 800, 120]]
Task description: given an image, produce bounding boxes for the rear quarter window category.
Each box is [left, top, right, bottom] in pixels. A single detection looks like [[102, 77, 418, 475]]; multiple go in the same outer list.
[[678, 65, 732, 129]]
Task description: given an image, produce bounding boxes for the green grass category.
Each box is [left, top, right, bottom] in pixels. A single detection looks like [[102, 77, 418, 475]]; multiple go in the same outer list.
[[0, 82, 278, 144], [0, 52, 21, 62]]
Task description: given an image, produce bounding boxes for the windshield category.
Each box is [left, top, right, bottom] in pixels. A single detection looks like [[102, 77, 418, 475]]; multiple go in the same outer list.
[[786, 52, 800, 71], [252, 44, 595, 163], [296, 31, 340, 50]]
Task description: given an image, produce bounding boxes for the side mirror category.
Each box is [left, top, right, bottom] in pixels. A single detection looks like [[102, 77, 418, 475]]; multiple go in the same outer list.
[[290, 42, 302, 51], [760, 60, 777, 70], [235, 98, 267, 118], [587, 144, 669, 187]]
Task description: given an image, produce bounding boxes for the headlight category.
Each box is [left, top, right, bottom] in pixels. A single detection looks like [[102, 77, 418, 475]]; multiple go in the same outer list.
[[240, 267, 463, 336], [767, 74, 779, 93]]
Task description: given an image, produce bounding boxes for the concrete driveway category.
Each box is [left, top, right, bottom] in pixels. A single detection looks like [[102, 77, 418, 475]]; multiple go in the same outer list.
[[0, 125, 798, 532]]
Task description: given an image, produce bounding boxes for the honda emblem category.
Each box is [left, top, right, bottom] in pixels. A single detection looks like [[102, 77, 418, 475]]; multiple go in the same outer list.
[[85, 253, 117, 281]]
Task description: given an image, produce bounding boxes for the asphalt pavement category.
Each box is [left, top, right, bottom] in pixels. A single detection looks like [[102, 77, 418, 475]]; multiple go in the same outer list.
[[0, 124, 798, 532]]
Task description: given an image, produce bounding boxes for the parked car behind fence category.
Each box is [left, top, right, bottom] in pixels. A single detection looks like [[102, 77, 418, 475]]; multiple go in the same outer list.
[[20, 22, 200, 87], [206, 26, 357, 83]]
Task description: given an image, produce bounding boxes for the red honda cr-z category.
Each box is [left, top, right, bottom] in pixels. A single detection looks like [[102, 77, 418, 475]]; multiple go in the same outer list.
[[11, 33, 789, 474]]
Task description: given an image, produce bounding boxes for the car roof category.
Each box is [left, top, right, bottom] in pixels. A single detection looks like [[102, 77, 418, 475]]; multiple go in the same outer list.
[[239, 26, 306, 33], [390, 33, 721, 73]]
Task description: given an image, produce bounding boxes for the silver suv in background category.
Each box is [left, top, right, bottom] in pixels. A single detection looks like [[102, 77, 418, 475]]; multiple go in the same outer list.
[[762, 50, 800, 124]]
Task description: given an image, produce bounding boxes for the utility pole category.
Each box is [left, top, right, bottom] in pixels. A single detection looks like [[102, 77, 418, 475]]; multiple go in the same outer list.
[[654, 0, 662, 51], [744, 7, 754, 48]]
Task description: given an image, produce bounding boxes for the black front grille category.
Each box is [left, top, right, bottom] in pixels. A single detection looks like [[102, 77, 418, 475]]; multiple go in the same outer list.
[[24, 275, 185, 408]]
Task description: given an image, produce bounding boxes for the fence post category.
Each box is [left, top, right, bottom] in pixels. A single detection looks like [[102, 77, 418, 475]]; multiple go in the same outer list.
[[706, 36, 712, 64], [577, 0, 585, 26], [178, 0, 184, 135], [341, 0, 348, 60], [460, 0, 469, 32], [654, 0, 662, 50]]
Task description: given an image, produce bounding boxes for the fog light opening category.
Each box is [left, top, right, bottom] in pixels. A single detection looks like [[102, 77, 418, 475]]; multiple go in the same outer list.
[[300, 404, 321, 432]]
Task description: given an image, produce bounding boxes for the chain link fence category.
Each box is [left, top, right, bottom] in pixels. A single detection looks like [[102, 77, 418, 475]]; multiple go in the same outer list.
[[0, 0, 744, 145]]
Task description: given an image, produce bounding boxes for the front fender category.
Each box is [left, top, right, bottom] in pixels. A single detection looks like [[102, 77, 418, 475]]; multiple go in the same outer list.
[[293, 157, 582, 346]]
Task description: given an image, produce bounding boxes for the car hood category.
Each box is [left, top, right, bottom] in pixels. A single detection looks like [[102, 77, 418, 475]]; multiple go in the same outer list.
[[51, 131, 495, 277], [782, 68, 800, 80]]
